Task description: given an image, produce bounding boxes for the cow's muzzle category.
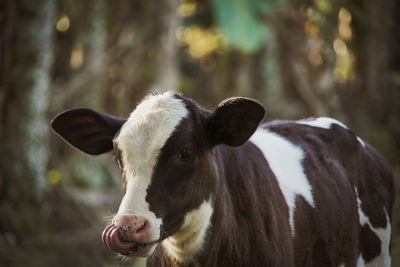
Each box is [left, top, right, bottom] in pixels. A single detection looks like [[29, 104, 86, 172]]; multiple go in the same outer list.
[[102, 223, 157, 257]]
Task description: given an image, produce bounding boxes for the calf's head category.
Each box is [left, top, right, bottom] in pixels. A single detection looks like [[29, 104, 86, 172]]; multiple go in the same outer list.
[[51, 92, 264, 260]]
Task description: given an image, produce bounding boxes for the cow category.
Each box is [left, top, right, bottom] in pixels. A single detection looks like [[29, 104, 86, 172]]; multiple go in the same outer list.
[[51, 92, 394, 267]]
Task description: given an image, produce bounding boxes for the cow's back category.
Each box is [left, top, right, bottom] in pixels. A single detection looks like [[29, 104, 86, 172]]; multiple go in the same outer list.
[[252, 118, 394, 267]]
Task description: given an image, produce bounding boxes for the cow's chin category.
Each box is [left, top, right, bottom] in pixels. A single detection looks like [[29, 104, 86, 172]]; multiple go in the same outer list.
[[121, 243, 157, 258]]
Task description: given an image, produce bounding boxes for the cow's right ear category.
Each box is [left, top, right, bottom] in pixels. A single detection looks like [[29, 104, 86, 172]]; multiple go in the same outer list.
[[50, 108, 126, 155]]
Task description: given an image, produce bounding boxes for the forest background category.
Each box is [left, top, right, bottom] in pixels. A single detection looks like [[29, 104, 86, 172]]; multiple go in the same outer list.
[[1, 0, 399, 266]]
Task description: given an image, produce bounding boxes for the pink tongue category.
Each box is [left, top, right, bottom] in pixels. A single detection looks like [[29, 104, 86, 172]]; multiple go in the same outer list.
[[101, 224, 135, 254]]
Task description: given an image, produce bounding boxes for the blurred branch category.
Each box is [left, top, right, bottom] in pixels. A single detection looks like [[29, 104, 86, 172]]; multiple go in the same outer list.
[[292, 61, 325, 116], [52, 24, 151, 107]]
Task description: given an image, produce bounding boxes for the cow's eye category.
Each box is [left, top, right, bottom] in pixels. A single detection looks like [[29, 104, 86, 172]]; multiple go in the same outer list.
[[178, 146, 193, 162]]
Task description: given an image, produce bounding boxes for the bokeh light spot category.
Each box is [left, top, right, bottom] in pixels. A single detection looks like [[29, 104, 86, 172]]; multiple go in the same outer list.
[[177, 1, 196, 17], [47, 169, 61, 185], [333, 38, 347, 57], [305, 21, 320, 38], [178, 26, 224, 58], [338, 8, 351, 24], [308, 51, 323, 66], [70, 43, 84, 70], [56, 15, 70, 32], [338, 8, 352, 41], [314, 0, 331, 13]]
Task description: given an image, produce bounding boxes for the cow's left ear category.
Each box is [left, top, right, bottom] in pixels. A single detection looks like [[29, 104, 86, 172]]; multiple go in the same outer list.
[[206, 97, 265, 147]]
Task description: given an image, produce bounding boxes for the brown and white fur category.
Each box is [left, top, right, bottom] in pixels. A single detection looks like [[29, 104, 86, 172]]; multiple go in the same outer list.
[[51, 92, 394, 267]]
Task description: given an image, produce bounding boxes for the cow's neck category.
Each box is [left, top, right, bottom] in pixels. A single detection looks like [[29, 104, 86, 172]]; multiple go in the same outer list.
[[156, 144, 250, 266], [161, 200, 213, 265], [178, 143, 266, 266], [157, 141, 291, 266], [192, 142, 292, 266], [204, 144, 258, 264]]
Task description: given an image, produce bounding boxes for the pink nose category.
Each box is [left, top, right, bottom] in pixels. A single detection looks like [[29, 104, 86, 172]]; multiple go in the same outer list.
[[114, 215, 150, 242]]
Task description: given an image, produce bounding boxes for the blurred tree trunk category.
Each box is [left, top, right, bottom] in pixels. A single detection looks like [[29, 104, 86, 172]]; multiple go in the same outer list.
[[153, 0, 180, 92], [67, 0, 106, 110], [273, 7, 328, 119], [50, 0, 106, 110], [101, 0, 181, 116], [348, 0, 399, 162], [0, 0, 55, 241], [102, 0, 146, 116], [85, 0, 106, 110]]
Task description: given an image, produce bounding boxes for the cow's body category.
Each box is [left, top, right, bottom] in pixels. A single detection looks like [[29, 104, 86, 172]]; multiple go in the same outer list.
[[51, 92, 394, 267], [147, 118, 393, 267]]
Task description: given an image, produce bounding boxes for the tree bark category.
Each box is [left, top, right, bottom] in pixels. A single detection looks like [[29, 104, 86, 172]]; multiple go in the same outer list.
[[0, 0, 55, 238], [153, 0, 180, 92]]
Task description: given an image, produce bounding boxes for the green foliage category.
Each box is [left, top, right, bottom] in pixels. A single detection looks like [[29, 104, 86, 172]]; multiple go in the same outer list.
[[211, 0, 285, 52]]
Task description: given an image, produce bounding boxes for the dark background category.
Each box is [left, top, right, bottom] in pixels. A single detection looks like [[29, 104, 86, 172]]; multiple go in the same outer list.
[[1, 0, 399, 266]]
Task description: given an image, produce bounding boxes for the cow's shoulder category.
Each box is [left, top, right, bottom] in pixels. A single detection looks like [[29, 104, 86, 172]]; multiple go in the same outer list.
[[263, 117, 360, 148]]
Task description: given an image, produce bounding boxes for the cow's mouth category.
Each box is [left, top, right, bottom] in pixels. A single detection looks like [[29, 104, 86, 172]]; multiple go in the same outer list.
[[102, 224, 157, 257]]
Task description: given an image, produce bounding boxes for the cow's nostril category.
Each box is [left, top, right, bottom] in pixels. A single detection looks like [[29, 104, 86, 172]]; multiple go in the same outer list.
[[135, 221, 146, 233], [115, 216, 150, 242]]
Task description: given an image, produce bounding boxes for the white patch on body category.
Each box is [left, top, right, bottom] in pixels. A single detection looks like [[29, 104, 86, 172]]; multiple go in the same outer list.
[[250, 129, 315, 236], [355, 188, 391, 267], [296, 117, 348, 129], [162, 200, 213, 263], [113, 92, 188, 242], [297, 117, 366, 148]]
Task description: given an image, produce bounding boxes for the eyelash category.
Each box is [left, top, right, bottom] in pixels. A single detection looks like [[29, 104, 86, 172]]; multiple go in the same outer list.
[[112, 153, 124, 171], [177, 145, 194, 162], [117, 159, 123, 170]]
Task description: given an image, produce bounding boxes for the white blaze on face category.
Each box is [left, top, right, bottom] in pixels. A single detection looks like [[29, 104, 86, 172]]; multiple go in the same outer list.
[[113, 92, 188, 241]]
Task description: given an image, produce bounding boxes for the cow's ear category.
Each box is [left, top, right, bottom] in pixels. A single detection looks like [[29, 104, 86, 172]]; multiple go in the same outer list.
[[206, 97, 265, 147], [51, 108, 126, 155]]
